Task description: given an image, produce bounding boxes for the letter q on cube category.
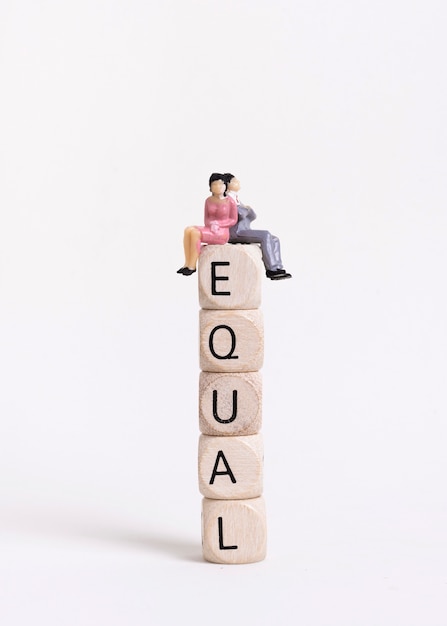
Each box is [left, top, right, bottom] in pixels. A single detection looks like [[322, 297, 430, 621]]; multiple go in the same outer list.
[[199, 309, 264, 373]]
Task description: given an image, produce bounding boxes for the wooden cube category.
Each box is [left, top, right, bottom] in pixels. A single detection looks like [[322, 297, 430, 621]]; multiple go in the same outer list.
[[198, 433, 263, 499], [198, 244, 263, 310], [201, 496, 267, 564], [199, 309, 264, 373], [199, 371, 262, 436]]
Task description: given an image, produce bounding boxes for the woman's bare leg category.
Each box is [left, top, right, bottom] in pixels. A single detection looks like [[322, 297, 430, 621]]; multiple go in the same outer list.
[[183, 226, 201, 269]]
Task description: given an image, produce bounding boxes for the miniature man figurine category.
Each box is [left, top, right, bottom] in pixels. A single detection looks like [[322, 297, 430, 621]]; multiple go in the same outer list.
[[223, 174, 292, 280], [177, 173, 238, 275]]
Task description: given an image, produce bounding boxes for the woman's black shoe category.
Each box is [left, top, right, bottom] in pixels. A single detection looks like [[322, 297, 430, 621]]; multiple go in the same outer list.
[[177, 267, 196, 275]]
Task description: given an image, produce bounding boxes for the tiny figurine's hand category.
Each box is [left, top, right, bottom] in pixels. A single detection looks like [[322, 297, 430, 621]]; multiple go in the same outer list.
[[247, 207, 257, 221], [210, 221, 220, 234]]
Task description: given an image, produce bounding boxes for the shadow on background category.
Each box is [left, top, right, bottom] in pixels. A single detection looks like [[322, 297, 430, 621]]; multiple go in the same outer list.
[[1, 507, 203, 563], [80, 526, 203, 563]]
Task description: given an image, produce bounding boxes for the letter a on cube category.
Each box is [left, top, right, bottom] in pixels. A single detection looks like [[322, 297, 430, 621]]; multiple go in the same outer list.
[[198, 433, 264, 499]]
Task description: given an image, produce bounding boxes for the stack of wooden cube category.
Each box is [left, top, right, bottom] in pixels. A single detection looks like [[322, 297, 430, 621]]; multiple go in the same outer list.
[[198, 243, 267, 564]]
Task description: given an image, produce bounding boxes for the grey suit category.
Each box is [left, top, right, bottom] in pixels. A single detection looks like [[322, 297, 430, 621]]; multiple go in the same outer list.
[[229, 204, 284, 272]]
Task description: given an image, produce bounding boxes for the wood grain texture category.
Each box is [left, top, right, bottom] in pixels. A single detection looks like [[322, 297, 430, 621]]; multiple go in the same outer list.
[[199, 309, 264, 373], [198, 244, 263, 310], [198, 433, 263, 499], [201, 496, 267, 564], [199, 371, 262, 436]]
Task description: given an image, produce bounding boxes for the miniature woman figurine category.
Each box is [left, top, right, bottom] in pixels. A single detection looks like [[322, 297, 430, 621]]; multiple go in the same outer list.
[[177, 173, 238, 275], [223, 173, 292, 280]]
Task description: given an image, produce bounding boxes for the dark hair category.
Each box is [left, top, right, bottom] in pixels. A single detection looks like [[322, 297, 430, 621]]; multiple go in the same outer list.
[[209, 172, 224, 188], [222, 173, 235, 189]]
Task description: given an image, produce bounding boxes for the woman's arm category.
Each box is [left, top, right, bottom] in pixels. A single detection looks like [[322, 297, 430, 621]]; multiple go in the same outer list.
[[216, 196, 238, 228]]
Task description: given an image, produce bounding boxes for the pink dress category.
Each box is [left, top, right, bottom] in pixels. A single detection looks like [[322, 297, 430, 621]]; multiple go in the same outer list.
[[196, 196, 238, 245]]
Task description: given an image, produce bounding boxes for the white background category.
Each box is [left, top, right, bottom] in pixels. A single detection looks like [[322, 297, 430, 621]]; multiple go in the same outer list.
[[1, 0, 446, 624]]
